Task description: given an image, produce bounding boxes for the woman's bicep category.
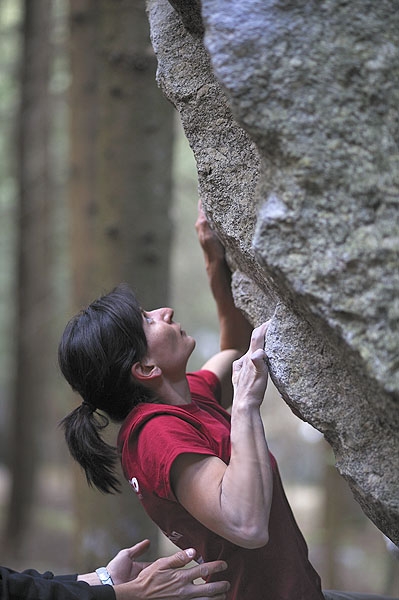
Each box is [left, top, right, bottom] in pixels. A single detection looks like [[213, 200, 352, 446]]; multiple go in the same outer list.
[[170, 452, 269, 548], [170, 453, 228, 532]]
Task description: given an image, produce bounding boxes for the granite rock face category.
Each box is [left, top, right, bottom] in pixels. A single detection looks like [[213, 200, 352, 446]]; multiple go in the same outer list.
[[146, 0, 399, 544]]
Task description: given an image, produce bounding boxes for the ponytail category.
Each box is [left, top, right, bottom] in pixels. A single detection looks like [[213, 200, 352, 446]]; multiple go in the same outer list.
[[60, 403, 120, 494], [58, 284, 152, 494]]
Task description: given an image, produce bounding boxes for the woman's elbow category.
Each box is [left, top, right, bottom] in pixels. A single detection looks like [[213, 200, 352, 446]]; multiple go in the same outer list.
[[233, 526, 269, 549]]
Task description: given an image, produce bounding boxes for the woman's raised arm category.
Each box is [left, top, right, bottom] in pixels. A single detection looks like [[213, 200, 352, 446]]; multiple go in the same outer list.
[[195, 202, 252, 408]]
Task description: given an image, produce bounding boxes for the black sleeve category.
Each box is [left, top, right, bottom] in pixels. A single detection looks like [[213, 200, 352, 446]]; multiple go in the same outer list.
[[0, 566, 116, 600]]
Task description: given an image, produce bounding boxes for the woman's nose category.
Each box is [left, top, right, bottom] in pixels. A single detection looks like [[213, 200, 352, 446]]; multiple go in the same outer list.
[[162, 307, 174, 322]]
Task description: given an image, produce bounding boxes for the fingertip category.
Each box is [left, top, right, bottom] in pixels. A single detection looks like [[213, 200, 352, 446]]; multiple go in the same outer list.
[[127, 538, 150, 557], [185, 548, 196, 559], [218, 560, 228, 572]]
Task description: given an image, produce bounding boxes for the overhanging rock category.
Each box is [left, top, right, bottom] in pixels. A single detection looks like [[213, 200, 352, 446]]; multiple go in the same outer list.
[[146, 0, 399, 545]]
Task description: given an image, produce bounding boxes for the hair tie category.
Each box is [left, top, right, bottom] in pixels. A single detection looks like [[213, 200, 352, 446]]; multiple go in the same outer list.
[[82, 400, 96, 414]]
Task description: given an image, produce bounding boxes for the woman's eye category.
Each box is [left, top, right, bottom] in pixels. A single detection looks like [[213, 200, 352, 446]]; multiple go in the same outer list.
[[141, 310, 153, 324]]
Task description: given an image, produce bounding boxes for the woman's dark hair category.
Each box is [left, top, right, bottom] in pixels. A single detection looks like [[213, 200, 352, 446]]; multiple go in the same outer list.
[[58, 283, 152, 494]]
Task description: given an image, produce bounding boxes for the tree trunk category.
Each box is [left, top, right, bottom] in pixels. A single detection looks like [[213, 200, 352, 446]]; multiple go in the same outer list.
[[5, 0, 52, 558], [68, 0, 174, 568], [96, 0, 174, 306]]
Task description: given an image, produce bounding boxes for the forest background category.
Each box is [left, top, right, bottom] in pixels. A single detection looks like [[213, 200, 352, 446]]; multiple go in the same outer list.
[[0, 0, 397, 595]]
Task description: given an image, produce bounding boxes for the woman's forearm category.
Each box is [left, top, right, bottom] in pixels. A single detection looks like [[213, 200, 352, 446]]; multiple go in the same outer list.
[[196, 201, 252, 354], [220, 402, 273, 548], [206, 254, 252, 353], [218, 325, 272, 547]]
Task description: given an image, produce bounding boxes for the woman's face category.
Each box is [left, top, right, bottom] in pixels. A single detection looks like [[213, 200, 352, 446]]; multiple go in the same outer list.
[[141, 307, 195, 379]]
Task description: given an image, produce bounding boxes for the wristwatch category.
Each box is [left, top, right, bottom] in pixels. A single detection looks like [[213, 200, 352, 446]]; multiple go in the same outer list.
[[95, 567, 114, 586]]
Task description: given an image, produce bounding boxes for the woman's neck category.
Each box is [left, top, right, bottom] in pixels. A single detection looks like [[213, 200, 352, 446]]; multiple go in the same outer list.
[[154, 375, 192, 406]]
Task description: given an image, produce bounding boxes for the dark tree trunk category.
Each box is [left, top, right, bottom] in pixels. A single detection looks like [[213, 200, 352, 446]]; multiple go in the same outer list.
[[5, 0, 52, 558]]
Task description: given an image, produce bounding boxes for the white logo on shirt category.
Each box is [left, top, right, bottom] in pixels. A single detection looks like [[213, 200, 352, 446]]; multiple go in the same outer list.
[[129, 477, 140, 493]]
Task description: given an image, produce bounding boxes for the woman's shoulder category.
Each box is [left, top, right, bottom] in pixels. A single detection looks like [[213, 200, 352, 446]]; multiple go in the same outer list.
[[118, 400, 203, 449]]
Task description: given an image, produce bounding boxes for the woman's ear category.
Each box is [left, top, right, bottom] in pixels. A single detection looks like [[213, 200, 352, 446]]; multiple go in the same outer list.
[[131, 361, 162, 383]]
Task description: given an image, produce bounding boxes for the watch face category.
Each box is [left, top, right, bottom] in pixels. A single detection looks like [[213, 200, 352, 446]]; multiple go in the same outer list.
[[95, 567, 113, 585]]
